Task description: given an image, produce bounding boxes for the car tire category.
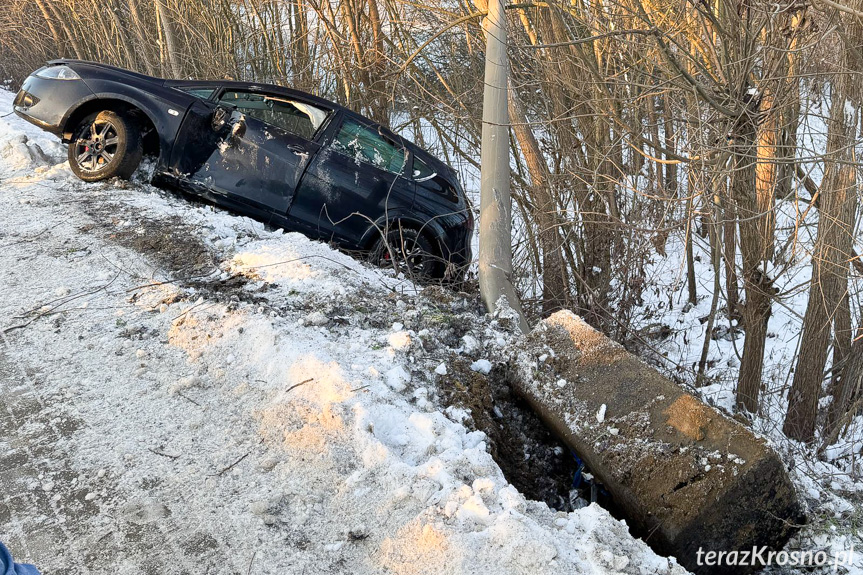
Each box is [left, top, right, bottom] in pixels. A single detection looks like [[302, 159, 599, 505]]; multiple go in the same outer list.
[[373, 226, 442, 279], [68, 110, 143, 182]]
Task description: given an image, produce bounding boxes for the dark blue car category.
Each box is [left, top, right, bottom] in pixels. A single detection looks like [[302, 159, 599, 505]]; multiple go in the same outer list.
[[14, 60, 473, 278]]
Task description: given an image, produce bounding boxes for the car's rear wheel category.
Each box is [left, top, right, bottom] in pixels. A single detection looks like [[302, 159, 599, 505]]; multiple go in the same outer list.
[[68, 110, 143, 182], [373, 226, 442, 279]]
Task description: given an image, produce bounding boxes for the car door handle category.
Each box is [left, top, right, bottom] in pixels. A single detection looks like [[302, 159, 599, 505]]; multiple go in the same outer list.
[[286, 144, 306, 154]]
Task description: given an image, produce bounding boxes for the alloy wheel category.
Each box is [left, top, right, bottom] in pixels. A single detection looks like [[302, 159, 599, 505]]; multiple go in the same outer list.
[[73, 119, 120, 173], [382, 234, 429, 275]]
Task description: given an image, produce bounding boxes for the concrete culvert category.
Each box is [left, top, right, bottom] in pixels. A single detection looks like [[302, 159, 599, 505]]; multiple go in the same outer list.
[[508, 310, 805, 575]]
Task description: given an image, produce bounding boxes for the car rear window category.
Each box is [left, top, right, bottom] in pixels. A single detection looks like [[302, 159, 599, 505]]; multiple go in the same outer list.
[[219, 90, 326, 140], [332, 118, 406, 174]]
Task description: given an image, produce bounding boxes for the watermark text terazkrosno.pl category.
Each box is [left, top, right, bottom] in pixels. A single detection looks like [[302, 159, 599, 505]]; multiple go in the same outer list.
[[696, 546, 854, 570]]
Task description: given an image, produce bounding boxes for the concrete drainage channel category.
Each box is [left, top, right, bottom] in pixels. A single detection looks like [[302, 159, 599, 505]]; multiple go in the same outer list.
[[444, 311, 805, 575], [438, 357, 616, 514]]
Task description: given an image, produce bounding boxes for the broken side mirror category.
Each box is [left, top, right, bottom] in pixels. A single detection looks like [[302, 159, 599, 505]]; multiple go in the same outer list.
[[211, 106, 230, 131]]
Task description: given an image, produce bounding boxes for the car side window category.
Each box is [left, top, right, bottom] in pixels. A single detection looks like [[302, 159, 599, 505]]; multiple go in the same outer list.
[[176, 87, 216, 99], [412, 156, 436, 180], [218, 90, 326, 140], [331, 118, 406, 174]]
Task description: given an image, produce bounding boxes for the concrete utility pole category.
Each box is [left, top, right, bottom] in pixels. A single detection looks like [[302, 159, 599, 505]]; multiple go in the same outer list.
[[478, 0, 529, 334]]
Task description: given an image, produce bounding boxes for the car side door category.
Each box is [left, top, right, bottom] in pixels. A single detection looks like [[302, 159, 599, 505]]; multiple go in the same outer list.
[[289, 113, 415, 245], [171, 88, 328, 216]]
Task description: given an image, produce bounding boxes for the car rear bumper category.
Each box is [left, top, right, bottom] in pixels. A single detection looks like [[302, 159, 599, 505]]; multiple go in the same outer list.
[[13, 109, 62, 135], [13, 73, 94, 138]]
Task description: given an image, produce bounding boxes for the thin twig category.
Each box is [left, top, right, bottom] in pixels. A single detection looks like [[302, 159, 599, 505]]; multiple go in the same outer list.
[[176, 391, 201, 407], [126, 280, 176, 292], [148, 447, 181, 460], [0, 227, 51, 248], [247, 550, 257, 575], [171, 301, 215, 322], [2, 318, 38, 334], [213, 451, 251, 476], [286, 378, 314, 394], [13, 272, 121, 319]]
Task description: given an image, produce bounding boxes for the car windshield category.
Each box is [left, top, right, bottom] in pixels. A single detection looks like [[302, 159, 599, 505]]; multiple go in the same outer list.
[[219, 91, 327, 140], [332, 118, 406, 174]]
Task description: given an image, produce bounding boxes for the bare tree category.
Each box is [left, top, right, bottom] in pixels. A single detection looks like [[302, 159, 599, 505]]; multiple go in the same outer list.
[[784, 56, 858, 442]]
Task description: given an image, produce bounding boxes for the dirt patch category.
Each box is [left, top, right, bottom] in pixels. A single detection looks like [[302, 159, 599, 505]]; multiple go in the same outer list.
[[115, 216, 213, 276], [78, 197, 214, 279], [664, 394, 712, 441], [79, 200, 265, 306]]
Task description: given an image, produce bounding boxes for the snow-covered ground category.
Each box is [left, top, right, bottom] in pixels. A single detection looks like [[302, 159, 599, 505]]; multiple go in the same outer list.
[[0, 90, 688, 574]]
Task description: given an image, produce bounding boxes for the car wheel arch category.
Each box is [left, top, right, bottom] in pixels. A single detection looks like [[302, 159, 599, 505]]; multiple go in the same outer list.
[[62, 96, 161, 160]]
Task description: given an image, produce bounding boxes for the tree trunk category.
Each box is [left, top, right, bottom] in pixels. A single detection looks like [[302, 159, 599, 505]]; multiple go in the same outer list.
[[128, 0, 157, 75], [33, 0, 65, 56], [342, 0, 370, 113], [833, 290, 853, 380], [755, 90, 779, 261], [48, 0, 85, 59], [734, 109, 772, 413], [783, 81, 857, 442], [366, 0, 387, 126], [824, 335, 863, 445], [722, 196, 740, 320], [697, 167, 722, 385], [154, 0, 181, 76], [290, 0, 313, 91], [507, 84, 569, 315], [777, 10, 805, 200], [685, 195, 698, 306]]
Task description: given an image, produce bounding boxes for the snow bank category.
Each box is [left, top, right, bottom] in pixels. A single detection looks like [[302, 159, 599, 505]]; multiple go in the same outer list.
[[0, 89, 687, 574]]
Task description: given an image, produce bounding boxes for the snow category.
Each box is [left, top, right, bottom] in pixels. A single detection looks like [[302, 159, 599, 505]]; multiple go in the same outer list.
[[596, 404, 607, 424], [470, 359, 492, 374], [0, 89, 686, 574], [461, 334, 480, 353], [388, 330, 412, 350]]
